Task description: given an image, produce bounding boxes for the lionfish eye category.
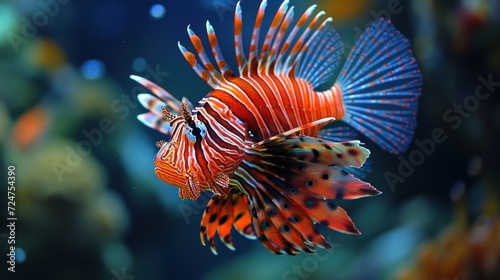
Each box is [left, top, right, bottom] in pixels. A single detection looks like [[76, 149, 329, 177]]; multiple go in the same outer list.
[[191, 125, 201, 136], [184, 120, 206, 142]]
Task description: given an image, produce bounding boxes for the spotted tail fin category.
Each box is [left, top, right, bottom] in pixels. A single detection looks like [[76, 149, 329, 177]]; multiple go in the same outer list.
[[335, 18, 422, 154]]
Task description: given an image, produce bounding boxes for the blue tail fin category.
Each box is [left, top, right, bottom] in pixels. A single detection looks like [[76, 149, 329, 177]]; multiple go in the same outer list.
[[335, 18, 422, 154]]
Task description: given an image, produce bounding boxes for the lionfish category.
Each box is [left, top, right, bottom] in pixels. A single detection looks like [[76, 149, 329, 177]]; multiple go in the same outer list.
[[131, 0, 422, 255]]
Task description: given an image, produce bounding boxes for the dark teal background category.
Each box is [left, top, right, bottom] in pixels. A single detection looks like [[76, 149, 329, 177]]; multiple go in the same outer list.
[[1, 0, 499, 279]]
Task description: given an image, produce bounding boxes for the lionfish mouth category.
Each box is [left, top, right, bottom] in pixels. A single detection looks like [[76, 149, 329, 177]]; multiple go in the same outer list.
[[153, 159, 202, 200], [154, 164, 182, 186], [180, 170, 202, 200]]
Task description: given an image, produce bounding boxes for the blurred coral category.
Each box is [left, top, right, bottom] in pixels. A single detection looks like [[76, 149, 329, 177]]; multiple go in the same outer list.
[[11, 105, 51, 150], [10, 137, 131, 278], [317, 0, 373, 22], [22, 38, 67, 72], [396, 185, 500, 280]]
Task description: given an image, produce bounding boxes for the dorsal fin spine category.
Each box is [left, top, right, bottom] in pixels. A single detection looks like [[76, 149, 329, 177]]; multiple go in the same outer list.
[[267, 7, 294, 73], [283, 11, 326, 75], [258, 0, 289, 73], [248, 0, 268, 75], [187, 26, 224, 87], [234, 2, 247, 74], [275, 4, 317, 74], [206, 20, 233, 77]]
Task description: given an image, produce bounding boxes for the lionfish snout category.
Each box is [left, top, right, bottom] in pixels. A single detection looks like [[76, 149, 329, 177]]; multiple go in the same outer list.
[[154, 141, 202, 200], [154, 141, 184, 184]]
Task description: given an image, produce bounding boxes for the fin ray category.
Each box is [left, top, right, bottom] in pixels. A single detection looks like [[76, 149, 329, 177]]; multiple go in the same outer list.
[[131, 76, 194, 136], [137, 112, 170, 135], [199, 188, 257, 254], [258, 0, 289, 73], [234, 2, 247, 73], [130, 75, 183, 113], [187, 26, 225, 87], [335, 18, 422, 154], [206, 21, 234, 77], [201, 195, 223, 255], [297, 21, 343, 88]]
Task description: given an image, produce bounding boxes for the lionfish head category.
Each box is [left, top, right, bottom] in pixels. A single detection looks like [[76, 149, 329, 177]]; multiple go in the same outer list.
[[154, 102, 245, 200]]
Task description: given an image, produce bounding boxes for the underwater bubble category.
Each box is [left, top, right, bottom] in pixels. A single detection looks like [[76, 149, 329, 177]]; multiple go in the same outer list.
[[81, 59, 105, 80], [450, 181, 466, 201], [150, 4, 166, 19], [467, 156, 483, 177], [15, 247, 26, 263], [132, 57, 147, 72]]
